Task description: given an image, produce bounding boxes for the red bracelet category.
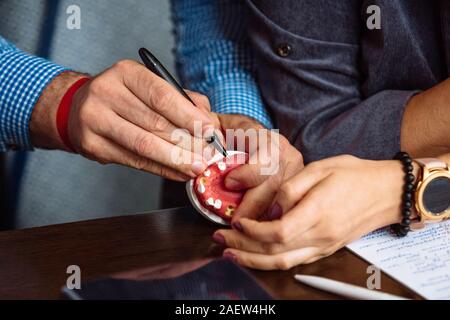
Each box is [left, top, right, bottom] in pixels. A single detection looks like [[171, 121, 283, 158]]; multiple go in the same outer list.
[[56, 77, 91, 152]]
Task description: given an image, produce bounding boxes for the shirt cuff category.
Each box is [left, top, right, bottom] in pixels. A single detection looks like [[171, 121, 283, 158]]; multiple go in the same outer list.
[[207, 74, 274, 129], [0, 47, 70, 151]]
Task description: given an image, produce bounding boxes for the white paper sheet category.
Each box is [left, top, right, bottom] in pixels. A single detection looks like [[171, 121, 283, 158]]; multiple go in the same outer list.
[[347, 220, 450, 300]]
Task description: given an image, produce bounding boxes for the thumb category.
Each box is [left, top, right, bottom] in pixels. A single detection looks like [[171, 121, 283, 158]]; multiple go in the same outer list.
[[225, 163, 270, 190]]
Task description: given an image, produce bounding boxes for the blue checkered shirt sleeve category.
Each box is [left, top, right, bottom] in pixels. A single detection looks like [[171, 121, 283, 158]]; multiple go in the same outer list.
[[0, 37, 69, 151], [172, 0, 273, 129]]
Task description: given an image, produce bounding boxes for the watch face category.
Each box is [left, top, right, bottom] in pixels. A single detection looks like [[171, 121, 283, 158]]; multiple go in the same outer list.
[[423, 176, 450, 216]]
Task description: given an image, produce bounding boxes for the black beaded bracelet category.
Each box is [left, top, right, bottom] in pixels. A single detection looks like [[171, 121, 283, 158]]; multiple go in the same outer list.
[[391, 152, 415, 237]]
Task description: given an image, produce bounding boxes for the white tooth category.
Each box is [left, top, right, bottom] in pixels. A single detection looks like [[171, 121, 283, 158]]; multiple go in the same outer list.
[[206, 197, 215, 206], [217, 162, 226, 171], [214, 199, 222, 209], [197, 183, 206, 194], [204, 170, 211, 177]]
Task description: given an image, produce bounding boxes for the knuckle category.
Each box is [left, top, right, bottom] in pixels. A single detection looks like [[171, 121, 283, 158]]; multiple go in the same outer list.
[[115, 122, 129, 140], [322, 154, 358, 168], [246, 167, 262, 185], [341, 154, 359, 165], [171, 146, 185, 166], [277, 134, 291, 150], [151, 85, 175, 111], [274, 223, 291, 244], [266, 175, 280, 190], [87, 78, 106, 96], [229, 237, 244, 250], [304, 255, 322, 265], [140, 160, 166, 177], [323, 224, 341, 243], [275, 255, 292, 271], [155, 164, 167, 178], [132, 157, 149, 171], [241, 257, 258, 270], [306, 161, 322, 172], [278, 182, 295, 202], [113, 59, 135, 72], [284, 150, 304, 172], [279, 135, 290, 145], [133, 134, 153, 156], [96, 157, 109, 166], [322, 246, 338, 258], [339, 154, 357, 162], [79, 136, 95, 155], [295, 151, 304, 165], [149, 114, 170, 132], [78, 104, 93, 125]]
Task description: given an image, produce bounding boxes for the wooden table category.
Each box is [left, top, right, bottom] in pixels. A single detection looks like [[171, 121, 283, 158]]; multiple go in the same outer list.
[[0, 207, 421, 299]]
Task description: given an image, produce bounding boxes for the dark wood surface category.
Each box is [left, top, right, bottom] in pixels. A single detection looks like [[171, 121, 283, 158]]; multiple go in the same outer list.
[[0, 206, 421, 299]]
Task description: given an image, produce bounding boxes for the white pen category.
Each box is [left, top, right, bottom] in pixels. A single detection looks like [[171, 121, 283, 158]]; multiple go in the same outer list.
[[294, 274, 410, 300]]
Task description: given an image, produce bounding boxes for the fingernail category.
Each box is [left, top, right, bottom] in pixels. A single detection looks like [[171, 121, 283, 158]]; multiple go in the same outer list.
[[225, 178, 242, 190], [223, 251, 237, 262], [192, 161, 206, 175], [268, 202, 283, 220], [202, 124, 215, 137], [232, 221, 243, 233], [212, 233, 226, 246]]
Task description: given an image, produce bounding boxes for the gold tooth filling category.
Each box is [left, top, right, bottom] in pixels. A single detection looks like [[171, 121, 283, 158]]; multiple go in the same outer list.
[[225, 205, 235, 217]]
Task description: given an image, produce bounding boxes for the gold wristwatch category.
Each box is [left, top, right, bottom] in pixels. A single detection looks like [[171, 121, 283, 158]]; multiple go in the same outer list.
[[411, 158, 450, 229]]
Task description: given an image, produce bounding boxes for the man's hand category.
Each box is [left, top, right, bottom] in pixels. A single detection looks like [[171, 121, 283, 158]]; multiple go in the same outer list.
[[215, 114, 304, 222], [31, 61, 220, 181]]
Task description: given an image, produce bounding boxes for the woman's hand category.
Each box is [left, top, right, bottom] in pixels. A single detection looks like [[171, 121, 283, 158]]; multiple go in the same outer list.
[[213, 155, 410, 270]]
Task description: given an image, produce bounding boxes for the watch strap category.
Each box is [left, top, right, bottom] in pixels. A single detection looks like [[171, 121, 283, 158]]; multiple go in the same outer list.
[[415, 158, 447, 170]]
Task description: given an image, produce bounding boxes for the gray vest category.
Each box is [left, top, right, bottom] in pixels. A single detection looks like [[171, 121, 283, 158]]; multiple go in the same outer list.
[[246, 0, 449, 162]]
